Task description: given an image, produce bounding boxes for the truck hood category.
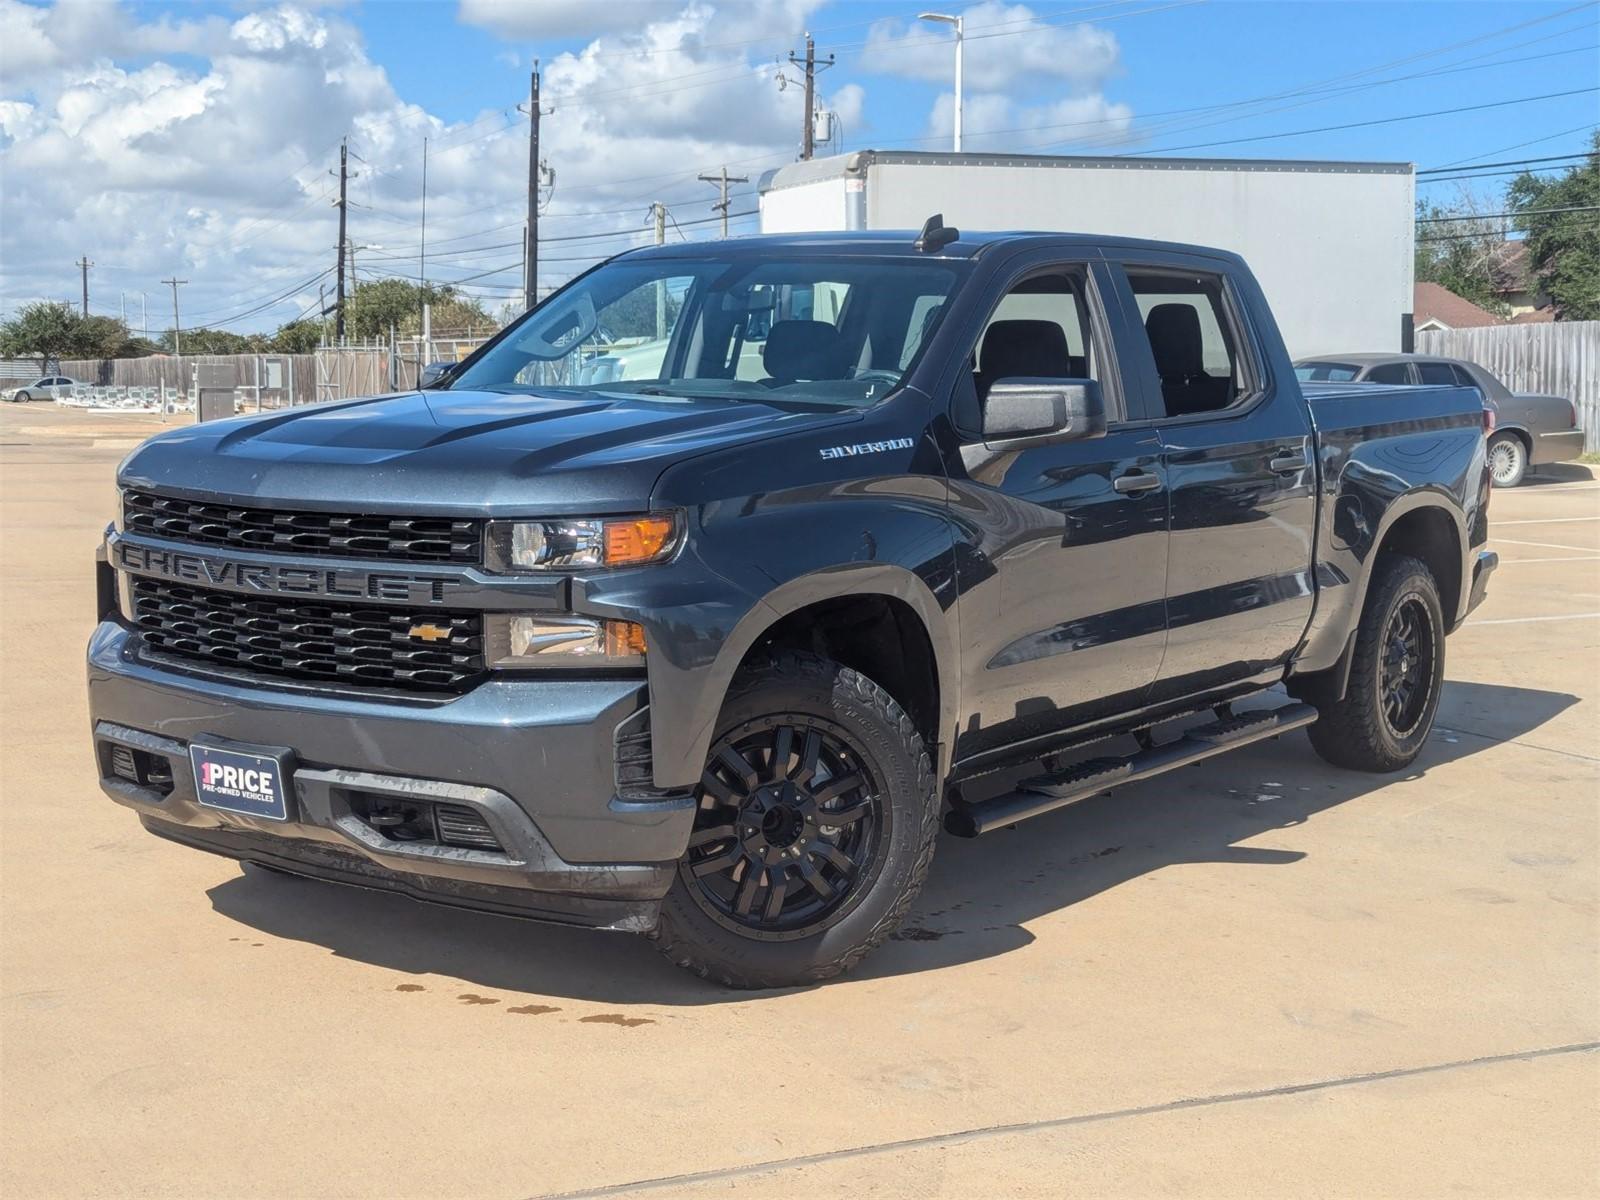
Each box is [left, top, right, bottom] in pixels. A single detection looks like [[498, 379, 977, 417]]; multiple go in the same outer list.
[[118, 388, 858, 514]]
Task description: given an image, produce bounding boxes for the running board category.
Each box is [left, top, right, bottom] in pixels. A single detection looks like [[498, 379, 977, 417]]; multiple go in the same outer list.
[[943, 702, 1319, 838]]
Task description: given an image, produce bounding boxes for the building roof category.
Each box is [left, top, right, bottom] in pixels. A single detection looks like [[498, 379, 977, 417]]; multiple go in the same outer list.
[[1511, 306, 1555, 324], [1413, 282, 1504, 329]]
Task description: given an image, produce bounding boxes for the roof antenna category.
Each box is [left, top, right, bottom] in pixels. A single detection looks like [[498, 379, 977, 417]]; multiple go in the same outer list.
[[914, 213, 959, 253]]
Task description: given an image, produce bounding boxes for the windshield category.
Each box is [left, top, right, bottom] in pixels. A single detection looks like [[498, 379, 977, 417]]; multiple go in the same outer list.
[[445, 254, 964, 409], [1295, 362, 1361, 382]]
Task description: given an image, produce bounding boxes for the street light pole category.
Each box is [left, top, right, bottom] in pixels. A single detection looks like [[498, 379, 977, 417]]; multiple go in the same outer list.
[[918, 12, 963, 152]]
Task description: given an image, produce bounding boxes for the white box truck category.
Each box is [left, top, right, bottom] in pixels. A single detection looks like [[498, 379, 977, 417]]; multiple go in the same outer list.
[[757, 151, 1416, 358]]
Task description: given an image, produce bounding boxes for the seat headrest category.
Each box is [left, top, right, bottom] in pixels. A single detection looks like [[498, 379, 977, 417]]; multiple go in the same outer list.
[[762, 320, 847, 383], [1144, 303, 1205, 378], [978, 319, 1072, 381]]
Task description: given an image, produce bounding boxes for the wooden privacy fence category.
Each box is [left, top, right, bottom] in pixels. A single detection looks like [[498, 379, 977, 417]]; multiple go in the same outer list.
[[1418, 321, 1599, 453]]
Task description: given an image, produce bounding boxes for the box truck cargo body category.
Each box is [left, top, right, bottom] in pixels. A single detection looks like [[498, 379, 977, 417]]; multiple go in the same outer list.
[[757, 151, 1415, 358]]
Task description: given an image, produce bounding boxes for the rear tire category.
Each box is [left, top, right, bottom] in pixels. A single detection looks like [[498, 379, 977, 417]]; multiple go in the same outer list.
[[1308, 554, 1445, 773], [650, 651, 938, 989], [1487, 432, 1527, 487]]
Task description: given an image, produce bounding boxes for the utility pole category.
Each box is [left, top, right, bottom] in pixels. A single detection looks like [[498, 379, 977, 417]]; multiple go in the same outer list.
[[522, 65, 542, 311], [334, 137, 350, 340], [162, 277, 187, 356], [140, 292, 148, 336], [120, 291, 126, 324], [77, 256, 93, 316], [698, 167, 749, 238], [419, 135, 428, 334], [651, 202, 668, 337], [788, 34, 834, 160]]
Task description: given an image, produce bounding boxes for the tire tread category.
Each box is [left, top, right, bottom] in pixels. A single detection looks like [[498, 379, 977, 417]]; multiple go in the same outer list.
[[647, 650, 937, 989]]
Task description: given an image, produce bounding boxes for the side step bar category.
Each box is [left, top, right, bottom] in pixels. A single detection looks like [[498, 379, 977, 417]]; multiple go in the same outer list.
[[944, 702, 1319, 838]]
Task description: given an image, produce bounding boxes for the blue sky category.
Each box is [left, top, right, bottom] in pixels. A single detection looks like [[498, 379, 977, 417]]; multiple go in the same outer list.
[[2, 0, 1596, 333], [359, 0, 1599, 167]]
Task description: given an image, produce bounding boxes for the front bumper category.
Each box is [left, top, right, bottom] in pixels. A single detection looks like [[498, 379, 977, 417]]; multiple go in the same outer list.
[[1532, 429, 1586, 466], [88, 620, 697, 931]]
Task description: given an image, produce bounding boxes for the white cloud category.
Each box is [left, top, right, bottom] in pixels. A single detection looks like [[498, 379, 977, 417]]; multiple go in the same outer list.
[[927, 90, 1133, 152], [863, 2, 1121, 93], [459, 0, 822, 44], [0, 0, 847, 333], [458, 0, 675, 40]]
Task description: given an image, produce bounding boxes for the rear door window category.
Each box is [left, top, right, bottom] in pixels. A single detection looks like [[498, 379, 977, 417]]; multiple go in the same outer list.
[[1122, 268, 1253, 417], [1366, 363, 1413, 385], [1295, 362, 1360, 382], [1417, 362, 1456, 386]]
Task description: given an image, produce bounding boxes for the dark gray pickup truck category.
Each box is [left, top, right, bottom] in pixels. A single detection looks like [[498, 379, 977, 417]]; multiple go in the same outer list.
[[89, 223, 1495, 987]]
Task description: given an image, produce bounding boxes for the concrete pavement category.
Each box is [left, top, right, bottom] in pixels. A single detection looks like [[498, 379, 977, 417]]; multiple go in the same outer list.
[[2, 403, 1595, 1198]]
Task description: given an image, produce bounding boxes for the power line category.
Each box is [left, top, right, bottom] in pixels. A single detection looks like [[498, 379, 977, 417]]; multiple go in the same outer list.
[[1117, 87, 1600, 157], [1419, 151, 1598, 175], [1418, 205, 1600, 223]]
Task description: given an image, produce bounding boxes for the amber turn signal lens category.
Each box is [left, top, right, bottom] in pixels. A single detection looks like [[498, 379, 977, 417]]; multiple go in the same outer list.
[[603, 516, 676, 566], [605, 619, 648, 657]]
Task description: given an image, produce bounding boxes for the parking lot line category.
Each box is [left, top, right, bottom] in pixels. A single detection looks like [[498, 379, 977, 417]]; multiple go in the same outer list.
[[1493, 537, 1600, 553], [1497, 560, 1600, 569], [1467, 612, 1600, 626]]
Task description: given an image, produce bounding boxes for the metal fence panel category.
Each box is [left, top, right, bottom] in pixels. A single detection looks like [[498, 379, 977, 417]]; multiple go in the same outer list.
[[1418, 322, 1599, 453]]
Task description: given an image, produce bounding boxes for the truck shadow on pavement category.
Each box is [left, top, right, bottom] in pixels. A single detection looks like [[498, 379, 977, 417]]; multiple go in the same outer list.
[[205, 679, 1577, 1005]]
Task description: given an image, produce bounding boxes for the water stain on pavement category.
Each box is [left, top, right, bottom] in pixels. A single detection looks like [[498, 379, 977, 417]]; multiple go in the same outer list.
[[395, 984, 425, 993], [458, 993, 500, 1005], [507, 1004, 560, 1016], [579, 1013, 654, 1028]]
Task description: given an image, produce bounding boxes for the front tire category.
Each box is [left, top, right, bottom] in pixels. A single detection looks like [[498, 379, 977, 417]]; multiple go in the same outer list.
[[1488, 432, 1528, 487], [651, 651, 938, 989], [11, 391, 30, 403], [1308, 554, 1445, 772]]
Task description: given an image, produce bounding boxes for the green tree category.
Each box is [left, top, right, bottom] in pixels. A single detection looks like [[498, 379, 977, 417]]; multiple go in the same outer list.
[[160, 328, 266, 355], [344, 278, 491, 340], [1414, 197, 1509, 315], [0, 301, 83, 370], [1508, 130, 1600, 320], [269, 318, 325, 354], [77, 314, 141, 359]]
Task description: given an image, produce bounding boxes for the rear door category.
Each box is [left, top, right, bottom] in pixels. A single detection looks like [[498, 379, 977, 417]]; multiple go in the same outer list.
[[945, 253, 1171, 762], [1107, 253, 1318, 698]]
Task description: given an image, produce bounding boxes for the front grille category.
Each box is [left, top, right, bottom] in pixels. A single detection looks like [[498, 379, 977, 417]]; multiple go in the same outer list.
[[131, 578, 485, 693], [123, 490, 482, 564]]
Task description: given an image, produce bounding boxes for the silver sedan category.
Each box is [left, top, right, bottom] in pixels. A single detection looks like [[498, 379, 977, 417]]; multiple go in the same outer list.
[[3, 375, 78, 403], [1294, 353, 1585, 487]]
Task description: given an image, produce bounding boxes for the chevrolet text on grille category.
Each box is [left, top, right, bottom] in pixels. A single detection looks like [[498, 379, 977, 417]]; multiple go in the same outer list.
[[115, 540, 462, 604]]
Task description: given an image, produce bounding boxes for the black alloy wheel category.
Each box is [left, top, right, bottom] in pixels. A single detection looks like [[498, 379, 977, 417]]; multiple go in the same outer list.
[[683, 717, 883, 939], [651, 651, 938, 988], [1380, 594, 1435, 737]]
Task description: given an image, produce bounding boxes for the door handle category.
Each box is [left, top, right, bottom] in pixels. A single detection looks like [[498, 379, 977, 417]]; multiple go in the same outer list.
[[1269, 448, 1308, 473], [1113, 470, 1162, 494]]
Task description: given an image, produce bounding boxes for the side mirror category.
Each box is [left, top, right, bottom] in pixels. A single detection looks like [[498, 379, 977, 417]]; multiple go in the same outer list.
[[982, 378, 1106, 447], [419, 361, 454, 388]]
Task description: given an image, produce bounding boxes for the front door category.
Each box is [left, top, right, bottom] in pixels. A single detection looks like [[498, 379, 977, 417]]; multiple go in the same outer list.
[[946, 259, 1170, 764], [1110, 258, 1318, 698]]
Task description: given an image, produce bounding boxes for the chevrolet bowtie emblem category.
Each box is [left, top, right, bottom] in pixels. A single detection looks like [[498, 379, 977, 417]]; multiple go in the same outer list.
[[408, 622, 453, 643]]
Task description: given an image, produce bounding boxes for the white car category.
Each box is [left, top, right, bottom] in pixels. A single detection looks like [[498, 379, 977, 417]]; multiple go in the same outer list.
[[5, 375, 78, 402]]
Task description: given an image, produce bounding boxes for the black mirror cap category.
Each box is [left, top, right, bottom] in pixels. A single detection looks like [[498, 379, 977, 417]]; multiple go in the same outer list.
[[982, 378, 1106, 448], [419, 361, 455, 389]]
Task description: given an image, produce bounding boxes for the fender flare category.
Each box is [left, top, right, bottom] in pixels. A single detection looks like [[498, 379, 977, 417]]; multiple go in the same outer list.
[[681, 563, 960, 784], [1307, 487, 1470, 699]]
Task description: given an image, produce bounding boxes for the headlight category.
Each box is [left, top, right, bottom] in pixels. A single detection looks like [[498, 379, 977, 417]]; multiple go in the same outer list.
[[485, 514, 679, 571], [485, 614, 646, 668]]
